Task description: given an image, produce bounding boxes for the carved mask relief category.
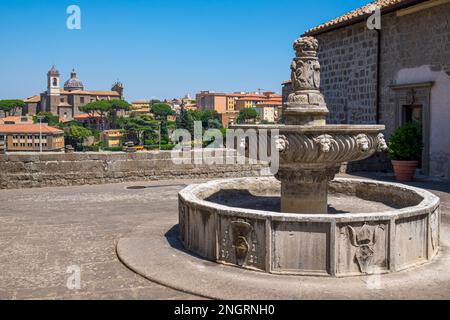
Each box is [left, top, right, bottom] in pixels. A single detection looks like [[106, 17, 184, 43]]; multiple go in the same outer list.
[[347, 224, 385, 273], [231, 221, 253, 266]]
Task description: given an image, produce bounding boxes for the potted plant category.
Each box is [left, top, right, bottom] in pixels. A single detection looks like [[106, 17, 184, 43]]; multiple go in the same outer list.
[[387, 122, 423, 182]]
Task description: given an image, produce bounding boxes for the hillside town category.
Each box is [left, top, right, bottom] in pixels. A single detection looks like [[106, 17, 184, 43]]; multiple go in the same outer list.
[[0, 66, 283, 153]]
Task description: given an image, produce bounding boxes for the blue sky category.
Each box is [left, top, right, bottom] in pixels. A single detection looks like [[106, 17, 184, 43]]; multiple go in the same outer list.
[[0, 0, 369, 101]]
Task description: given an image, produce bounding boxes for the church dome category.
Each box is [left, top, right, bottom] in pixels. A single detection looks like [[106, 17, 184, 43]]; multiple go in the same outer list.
[[64, 69, 84, 91]]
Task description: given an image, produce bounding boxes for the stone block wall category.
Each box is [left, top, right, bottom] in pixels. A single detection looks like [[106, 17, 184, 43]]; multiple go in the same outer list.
[[0, 151, 266, 189], [315, 24, 379, 125], [379, 4, 450, 135], [303, 2, 450, 178]]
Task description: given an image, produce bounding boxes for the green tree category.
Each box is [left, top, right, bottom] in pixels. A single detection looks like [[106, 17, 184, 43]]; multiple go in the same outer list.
[[149, 99, 162, 106], [176, 107, 194, 135], [33, 112, 60, 126], [201, 110, 222, 129], [186, 109, 222, 130], [0, 99, 25, 117], [236, 107, 258, 124], [150, 103, 175, 120], [118, 115, 159, 146], [64, 125, 94, 151], [80, 100, 131, 130], [79, 100, 110, 129], [188, 109, 203, 122], [108, 99, 131, 129]]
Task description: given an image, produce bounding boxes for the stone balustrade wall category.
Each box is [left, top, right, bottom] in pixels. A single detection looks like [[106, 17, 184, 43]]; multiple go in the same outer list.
[[0, 151, 266, 189]]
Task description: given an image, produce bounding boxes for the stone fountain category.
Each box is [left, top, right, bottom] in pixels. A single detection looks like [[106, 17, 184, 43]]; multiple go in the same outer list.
[[178, 37, 440, 277]]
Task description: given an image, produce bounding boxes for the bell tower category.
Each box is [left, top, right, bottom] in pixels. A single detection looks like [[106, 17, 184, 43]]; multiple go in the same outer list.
[[112, 80, 124, 99], [47, 65, 61, 96]]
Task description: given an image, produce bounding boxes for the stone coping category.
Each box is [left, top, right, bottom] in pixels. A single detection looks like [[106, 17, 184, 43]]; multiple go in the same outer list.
[[179, 177, 441, 277], [230, 124, 386, 133], [180, 177, 440, 222], [116, 218, 449, 299]]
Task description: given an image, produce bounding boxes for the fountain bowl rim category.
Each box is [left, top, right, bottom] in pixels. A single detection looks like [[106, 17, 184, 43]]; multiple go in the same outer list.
[[179, 177, 440, 222], [230, 124, 386, 134]]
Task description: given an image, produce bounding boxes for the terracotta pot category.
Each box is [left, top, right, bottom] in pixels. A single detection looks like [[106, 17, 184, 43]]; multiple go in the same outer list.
[[391, 160, 419, 182]]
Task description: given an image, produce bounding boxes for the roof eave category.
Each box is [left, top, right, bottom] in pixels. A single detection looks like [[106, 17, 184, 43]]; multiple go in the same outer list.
[[303, 0, 429, 36]]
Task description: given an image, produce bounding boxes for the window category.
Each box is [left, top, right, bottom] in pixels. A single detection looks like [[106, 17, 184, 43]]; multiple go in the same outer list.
[[80, 97, 85, 104], [53, 78, 57, 86], [404, 105, 422, 124]]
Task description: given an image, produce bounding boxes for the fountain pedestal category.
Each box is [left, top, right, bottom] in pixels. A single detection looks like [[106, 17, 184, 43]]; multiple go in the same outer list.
[[277, 166, 339, 213]]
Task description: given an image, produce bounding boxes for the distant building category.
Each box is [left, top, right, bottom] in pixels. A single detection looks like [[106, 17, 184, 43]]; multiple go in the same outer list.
[[130, 100, 151, 115], [167, 114, 177, 122], [0, 116, 33, 125], [73, 113, 106, 130], [220, 111, 239, 128], [255, 97, 283, 123], [196, 91, 282, 125], [196, 92, 228, 113], [23, 66, 124, 121], [102, 130, 124, 148], [0, 123, 64, 152]]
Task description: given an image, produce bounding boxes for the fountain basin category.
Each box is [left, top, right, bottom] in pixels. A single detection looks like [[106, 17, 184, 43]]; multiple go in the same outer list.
[[179, 177, 440, 277], [230, 124, 387, 213]]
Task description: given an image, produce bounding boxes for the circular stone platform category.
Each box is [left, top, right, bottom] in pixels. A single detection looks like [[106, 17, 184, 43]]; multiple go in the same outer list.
[[116, 217, 450, 299], [177, 177, 440, 277]]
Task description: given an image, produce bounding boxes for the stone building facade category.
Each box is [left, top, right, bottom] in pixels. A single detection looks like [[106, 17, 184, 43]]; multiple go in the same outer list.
[[283, 0, 450, 179], [23, 66, 124, 121], [0, 123, 64, 152]]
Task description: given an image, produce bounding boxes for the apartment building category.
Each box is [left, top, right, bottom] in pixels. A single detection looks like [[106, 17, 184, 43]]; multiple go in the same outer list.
[[0, 123, 64, 152]]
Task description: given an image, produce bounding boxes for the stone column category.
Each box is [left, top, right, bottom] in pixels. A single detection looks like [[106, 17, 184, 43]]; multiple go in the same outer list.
[[276, 166, 339, 214], [284, 36, 329, 125]]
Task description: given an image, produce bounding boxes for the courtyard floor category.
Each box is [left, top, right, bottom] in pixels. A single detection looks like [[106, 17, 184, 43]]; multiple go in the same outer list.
[[0, 173, 449, 300]]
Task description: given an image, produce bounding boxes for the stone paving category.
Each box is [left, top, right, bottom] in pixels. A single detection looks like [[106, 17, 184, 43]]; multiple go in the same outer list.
[[0, 174, 449, 300], [0, 180, 200, 300]]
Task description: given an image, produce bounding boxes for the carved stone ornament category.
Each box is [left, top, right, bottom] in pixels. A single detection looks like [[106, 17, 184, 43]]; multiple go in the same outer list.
[[290, 37, 320, 92], [356, 134, 370, 152], [274, 135, 289, 153], [231, 221, 253, 266], [347, 224, 385, 273], [313, 134, 336, 153], [376, 133, 388, 152]]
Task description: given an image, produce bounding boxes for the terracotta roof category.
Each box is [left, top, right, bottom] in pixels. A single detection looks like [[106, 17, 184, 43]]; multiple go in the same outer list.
[[74, 113, 102, 119], [256, 101, 283, 107], [304, 0, 426, 35], [23, 95, 41, 103], [60, 90, 91, 95], [132, 100, 150, 104], [0, 124, 63, 134], [88, 90, 121, 96], [0, 116, 32, 124], [131, 109, 151, 114], [237, 97, 268, 102]]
